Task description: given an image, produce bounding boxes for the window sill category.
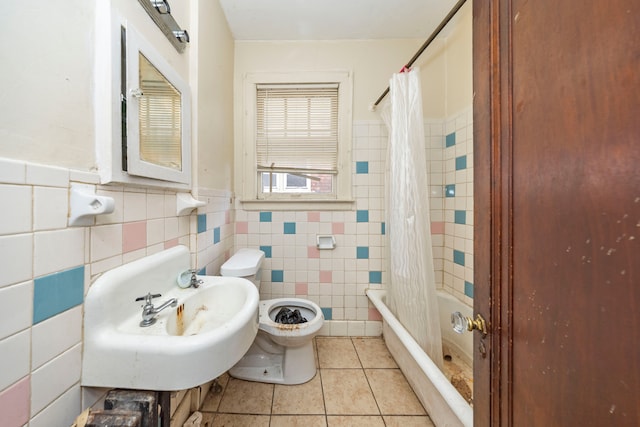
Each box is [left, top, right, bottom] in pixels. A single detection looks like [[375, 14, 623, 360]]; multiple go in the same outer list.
[[239, 198, 355, 211]]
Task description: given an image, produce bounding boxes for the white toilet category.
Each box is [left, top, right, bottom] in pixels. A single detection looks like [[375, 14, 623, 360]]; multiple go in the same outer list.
[[221, 248, 324, 385]]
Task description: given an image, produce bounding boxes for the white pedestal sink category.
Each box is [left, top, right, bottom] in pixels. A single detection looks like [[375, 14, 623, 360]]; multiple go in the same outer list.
[[81, 245, 259, 391]]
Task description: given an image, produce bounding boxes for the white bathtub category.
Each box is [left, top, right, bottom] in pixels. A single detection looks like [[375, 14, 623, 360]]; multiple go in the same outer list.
[[366, 289, 473, 427]]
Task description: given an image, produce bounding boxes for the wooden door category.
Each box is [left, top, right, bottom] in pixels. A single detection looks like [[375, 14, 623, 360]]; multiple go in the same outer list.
[[473, 0, 640, 425]]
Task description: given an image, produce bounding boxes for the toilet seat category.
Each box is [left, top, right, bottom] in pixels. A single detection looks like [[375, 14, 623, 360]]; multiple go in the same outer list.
[[258, 298, 324, 338]]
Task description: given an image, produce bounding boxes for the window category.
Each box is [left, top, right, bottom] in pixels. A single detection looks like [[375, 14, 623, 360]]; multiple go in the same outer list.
[[240, 72, 353, 209], [257, 84, 338, 196]]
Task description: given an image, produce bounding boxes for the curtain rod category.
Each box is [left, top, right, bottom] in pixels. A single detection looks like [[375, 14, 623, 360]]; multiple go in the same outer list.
[[371, 0, 468, 109]]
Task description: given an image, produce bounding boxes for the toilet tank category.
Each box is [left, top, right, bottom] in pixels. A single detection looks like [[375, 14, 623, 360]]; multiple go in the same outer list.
[[221, 248, 265, 288]]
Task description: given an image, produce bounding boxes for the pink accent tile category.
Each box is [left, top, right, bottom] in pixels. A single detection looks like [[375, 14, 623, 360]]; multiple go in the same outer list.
[[307, 246, 320, 258], [307, 211, 320, 222], [319, 270, 332, 283], [295, 283, 308, 295], [0, 376, 30, 427], [332, 222, 345, 234], [164, 238, 179, 249], [368, 307, 383, 321], [431, 221, 445, 235], [236, 221, 248, 234], [122, 221, 147, 253], [225, 210, 231, 224]]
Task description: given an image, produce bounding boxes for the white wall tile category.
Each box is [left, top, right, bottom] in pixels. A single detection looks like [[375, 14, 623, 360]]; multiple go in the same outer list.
[[0, 185, 32, 234], [147, 218, 165, 246], [31, 306, 82, 370], [33, 186, 68, 231], [26, 163, 69, 188], [123, 191, 147, 222], [30, 344, 82, 416], [90, 224, 123, 262], [0, 158, 27, 184], [0, 234, 33, 288], [146, 193, 165, 219], [34, 228, 85, 277], [29, 385, 81, 427], [0, 330, 30, 391], [0, 281, 33, 340]]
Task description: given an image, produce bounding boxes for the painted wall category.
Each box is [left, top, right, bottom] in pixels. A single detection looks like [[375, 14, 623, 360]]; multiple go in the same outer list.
[[0, 0, 96, 170], [192, 0, 236, 192], [234, 39, 425, 122]]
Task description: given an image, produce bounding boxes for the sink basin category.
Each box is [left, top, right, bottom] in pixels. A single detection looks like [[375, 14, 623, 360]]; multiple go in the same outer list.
[[82, 245, 259, 391]]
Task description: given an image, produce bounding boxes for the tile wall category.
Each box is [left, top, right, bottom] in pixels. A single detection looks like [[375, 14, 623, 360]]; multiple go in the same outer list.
[[234, 112, 474, 336], [441, 107, 474, 305], [0, 109, 472, 426], [235, 120, 388, 337], [0, 158, 229, 427]]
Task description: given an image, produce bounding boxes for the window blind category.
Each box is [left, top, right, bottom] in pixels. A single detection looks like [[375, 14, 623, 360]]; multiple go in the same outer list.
[[256, 83, 339, 175]]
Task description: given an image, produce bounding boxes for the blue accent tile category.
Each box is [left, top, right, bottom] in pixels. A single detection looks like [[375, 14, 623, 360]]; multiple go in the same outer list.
[[446, 132, 456, 147], [321, 307, 333, 320], [445, 184, 456, 197], [465, 281, 474, 298], [454, 210, 466, 225], [213, 227, 221, 244], [381, 222, 386, 235], [197, 214, 207, 233], [283, 222, 296, 234], [271, 270, 284, 282], [356, 210, 369, 223], [33, 266, 84, 324], [455, 155, 467, 170], [453, 250, 466, 266], [259, 211, 272, 222], [356, 161, 369, 174], [198, 267, 207, 275], [369, 271, 382, 284], [260, 245, 272, 258], [357, 246, 369, 259]]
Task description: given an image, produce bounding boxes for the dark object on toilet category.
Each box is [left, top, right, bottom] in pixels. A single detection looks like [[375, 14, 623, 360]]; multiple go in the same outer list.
[[275, 307, 308, 324]]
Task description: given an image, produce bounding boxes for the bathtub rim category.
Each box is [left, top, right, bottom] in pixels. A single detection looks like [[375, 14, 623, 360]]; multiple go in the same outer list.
[[366, 288, 473, 427]]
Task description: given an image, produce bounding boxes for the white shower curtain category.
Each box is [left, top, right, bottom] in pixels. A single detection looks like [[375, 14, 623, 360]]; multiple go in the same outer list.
[[380, 69, 443, 369]]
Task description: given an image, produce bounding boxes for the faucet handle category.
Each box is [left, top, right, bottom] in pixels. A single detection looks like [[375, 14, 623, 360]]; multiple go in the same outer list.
[[135, 293, 161, 304], [189, 270, 203, 288]]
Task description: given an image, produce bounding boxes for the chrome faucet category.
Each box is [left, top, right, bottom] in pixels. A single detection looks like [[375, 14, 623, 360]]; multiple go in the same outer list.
[[135, 293, 178, 327], [188, 269, 203, 288]]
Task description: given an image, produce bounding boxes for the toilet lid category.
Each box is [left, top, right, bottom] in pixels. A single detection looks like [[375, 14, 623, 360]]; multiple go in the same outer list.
[[221, 248, 264, 277]]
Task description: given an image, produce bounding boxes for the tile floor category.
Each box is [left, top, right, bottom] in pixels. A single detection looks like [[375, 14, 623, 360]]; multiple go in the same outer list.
[[197, 337, 436, 426]]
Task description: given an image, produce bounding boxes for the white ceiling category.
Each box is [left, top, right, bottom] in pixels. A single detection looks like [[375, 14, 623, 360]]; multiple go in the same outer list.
[[218, 0, 460, 40]]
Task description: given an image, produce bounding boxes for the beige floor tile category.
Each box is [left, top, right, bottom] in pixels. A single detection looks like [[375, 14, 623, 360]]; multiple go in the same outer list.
[[211, 413, 270, 427], [217, 378, 274, 414], [316, 337, 361, 368], [200, 412, 215, 426], [326, 415, 386, 426], [321, 369, 379, 415], [270, 415, 328, 427], [351, 338, 398, 369], [365, 369, 426, 415], [200, 374, 230, 412], [383, 415, 436, 426], [272, 370, 325, 414]]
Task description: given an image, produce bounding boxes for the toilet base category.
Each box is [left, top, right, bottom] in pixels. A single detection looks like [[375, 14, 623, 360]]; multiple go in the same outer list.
[[228, 333, 317, 385]]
